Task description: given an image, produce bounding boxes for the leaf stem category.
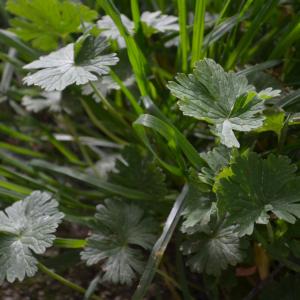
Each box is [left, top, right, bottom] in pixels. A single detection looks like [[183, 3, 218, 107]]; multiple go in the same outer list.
[[37, 262, 102, 300], [80, 97, 128, 145], [88, 81, 129, 127]]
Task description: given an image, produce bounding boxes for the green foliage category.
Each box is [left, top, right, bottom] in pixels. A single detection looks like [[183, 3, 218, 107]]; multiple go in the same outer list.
[[168, 59, 266, 148], [181, 215, 244, 276], [0, 191, 64, 283], [1, 0, 300, 298], [81, 199, 157, 285], [109, 146, 167, 200], [6, 0, 97, 51], [217, 152, 300, 236]]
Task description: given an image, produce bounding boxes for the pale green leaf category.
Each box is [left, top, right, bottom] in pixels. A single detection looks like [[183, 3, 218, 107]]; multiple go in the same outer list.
[[167, 59, 267, 148], [23, 36, 119, 91], [0, 191, 64, 283]]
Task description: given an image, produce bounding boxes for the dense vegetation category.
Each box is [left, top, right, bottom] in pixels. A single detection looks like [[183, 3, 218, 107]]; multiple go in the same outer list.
[[1, 0, 300, 299]]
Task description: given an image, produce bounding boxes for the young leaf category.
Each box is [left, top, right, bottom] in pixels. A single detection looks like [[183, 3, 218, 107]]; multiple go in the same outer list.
[[108, 146, 167, 200], [97, 14, 134, 48], [181, 216, 244, 276], [217, 152, 300, 236], [6, 0, 97, 51], [23, 36, 119, 91], [81, 199, 157, 285], [0, 191, 64, 283], [167, 59, 267, 148]]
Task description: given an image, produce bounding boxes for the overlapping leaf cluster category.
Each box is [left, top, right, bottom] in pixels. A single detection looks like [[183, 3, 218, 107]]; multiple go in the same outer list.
[[0, 0, 300, 299]]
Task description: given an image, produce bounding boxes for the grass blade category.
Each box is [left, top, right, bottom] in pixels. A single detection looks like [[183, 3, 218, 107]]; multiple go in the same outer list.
[[132, 184, 189, 300], [237, 59, 282, 76], [0, 29, 39, 60], [177, 0, 189, 72], [98, 0, 151, 96], [191, 0, 206, 67], [134, 114, 206, 171], [225, 0, 278, 69], [30, 159, 153, 201]]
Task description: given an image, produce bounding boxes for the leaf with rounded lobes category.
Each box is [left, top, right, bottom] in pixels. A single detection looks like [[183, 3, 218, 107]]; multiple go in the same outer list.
[[217, 152, 300, 236], [181, 216, 244, 276], [167, 59, 269, 148], [23, 36, 119, 91], [181, 171, 216, 234], [0, 191, 64, 283], [81, 199, 157, 285]]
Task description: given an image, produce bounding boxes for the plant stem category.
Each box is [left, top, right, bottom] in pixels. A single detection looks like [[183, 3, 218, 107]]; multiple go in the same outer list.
[[88, 81, 129, 127], [110, 70, 143, 115], [80, 97, 128, 145], [37, 262, 102, 300]]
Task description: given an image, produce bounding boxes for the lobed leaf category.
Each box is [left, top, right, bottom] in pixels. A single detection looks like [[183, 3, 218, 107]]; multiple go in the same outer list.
[[23, 36, 119, 91], [0, 191, 64, 283], [81, 199, 157, 285]]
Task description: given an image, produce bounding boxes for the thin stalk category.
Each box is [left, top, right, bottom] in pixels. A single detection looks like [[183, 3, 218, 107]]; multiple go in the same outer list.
[[62, 115, 95, 170], [191, 0, 206, 67], [89, 81, 129, 127], [177, 0, 189, 72], [80, 98, 128, 145], [109, 70, 143, 115], [37, 262, 102, 300]]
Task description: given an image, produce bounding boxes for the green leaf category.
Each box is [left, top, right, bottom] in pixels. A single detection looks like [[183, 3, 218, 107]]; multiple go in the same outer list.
[[0, 191, 64, 283], [108, 146, 167, 200], [167, 58, 266, 148], [217, 152, 300, 236], [23, 36, 119, 91], [181, 216, 244, 276], [181, 176, 216, 234], [257, 108, 285, 137], [6, 0, 97, 51], [81, 199, 157, 285]]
